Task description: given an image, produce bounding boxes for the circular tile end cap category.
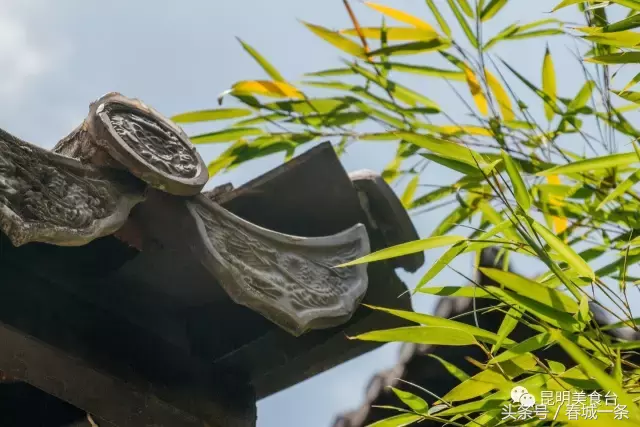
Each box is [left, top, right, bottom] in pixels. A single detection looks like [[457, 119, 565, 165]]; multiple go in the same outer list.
[[88, 92, 208, 196]]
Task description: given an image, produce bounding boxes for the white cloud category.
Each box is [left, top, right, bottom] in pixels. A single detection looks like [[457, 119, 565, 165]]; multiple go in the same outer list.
[[0, 1, 68, 96]]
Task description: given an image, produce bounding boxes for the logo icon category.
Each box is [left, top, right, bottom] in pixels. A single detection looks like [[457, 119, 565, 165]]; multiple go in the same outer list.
[[510, 386, 536, 408]]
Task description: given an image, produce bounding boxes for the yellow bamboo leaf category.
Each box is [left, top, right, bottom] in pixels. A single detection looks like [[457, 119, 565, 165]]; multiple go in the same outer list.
[[463, 65, 488, 115], [227, 80, 304, 100], [302, 22, 367, 59], [438, 125, 492, 136], [340, 27, 438, 41], [364, 2, 437, 33], [542, 46, 557, 122], [485, 69, 515, 121], [547, 174, 568, 235]]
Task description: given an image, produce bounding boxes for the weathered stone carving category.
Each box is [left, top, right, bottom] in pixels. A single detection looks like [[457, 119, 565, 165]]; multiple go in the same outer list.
[[54, 93, 208, 196], [0, 128, 145, 247], [349, 170, 424, 272], [187, 195, 370, 336]]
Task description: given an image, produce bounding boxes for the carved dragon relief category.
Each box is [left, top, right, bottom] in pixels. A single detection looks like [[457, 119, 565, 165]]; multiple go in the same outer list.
[[54, 92, 208, 196], [0, 128, 145, 247], [186, 195, 370, 336]]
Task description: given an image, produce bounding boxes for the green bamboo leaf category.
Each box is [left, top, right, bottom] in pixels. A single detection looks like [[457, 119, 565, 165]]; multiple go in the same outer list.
[[340, 27, 438, 41], [302, 22, 367, 59], [480, 268, 580, 312], [350, 326, 477, 346], [401, 133, 485, 167], [481, 0, 508, 21], [604, 13, 640, 32], [567, 80, 595, 112], [542, 45, 557, 121], [488, 286, 582, 331], [491, 308, 522, 354], [348, 63, 440, 110], [618, 72, 640, 92], [586, 52, 640, 64], [615, 90, 640, 103], [401, 175, 420, 208], [236, 38, 286, 82], [530, 220, 595, 279], [489, 332, 555, 364], [553, 329, 640, 421], [501, 150, 531, 210], [364, 305, 513, 346], [367, 39, 451, 57], [336, 235, 464, 267], [507, 29, 564, 40], [427, 354, 471, 383], [425, 0, 452, 37], [442, 369, 510, 402], [415, 241, 467, 291], [390, 388, 428, 414], [367, 414, 422, 427], [421, 153, 482, 175], [190, 127, 265, 144], [263, 98, 355, 114], [382, 62, 464, 80], [456, 0, 474, 17], [597, 169, 640, 209], [417, 286, 496, 298], [171, 108, 252, 123], [537, 152, 639, 176], [446, 0, 478, 48]]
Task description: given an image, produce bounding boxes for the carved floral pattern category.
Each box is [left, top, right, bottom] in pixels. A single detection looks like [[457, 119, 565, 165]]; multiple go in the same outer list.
[[188, 198, 369, 335], [106, 109, 199, 179]]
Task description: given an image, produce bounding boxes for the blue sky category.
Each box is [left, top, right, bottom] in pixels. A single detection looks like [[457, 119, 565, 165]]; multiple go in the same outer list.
[[2, 1, 638, 426]]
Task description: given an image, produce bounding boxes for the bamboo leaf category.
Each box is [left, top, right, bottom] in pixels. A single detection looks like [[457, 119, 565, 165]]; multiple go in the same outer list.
[[336, 235, 465, 267], [491, 308, 523, 354], [417, 286, 496, 298], [447, 0, 478, 48], [350, 325, 477, 346], [489, 332, 555, 364], [190, 127, 264, 144], [367, 39, 451, 57], [362, 305, 511, 345], [481, 0, 508, 21], [567, 80, 595, 112], [340, 27, 438, 40], [415, 241, 467, 291], [480, 268, 580, 313], [222, 80, 304, 101], [537, 152, 639, 175], [302, 22, 367, 59], [382, 62, 465, 80], [390, 388, 428, 414], [425, 0, 452, 37], [456, 0, 474, 17], [501, 149, 531, 210], [542, 45, 557, 121], [401, 175, 420, 208], [364, 2, 437, 32], [236, 38, 286, 82], [596, 169, 640, 209], [530, 220, 595, 279], [553, 330, 640, 421], [171, 108, 252, 123], [485, 69, 515, 121], [367, 413, 423, 426], [463, 65, 488, 115], [586, 52, 640, 64], [427, 354, 470, 382]]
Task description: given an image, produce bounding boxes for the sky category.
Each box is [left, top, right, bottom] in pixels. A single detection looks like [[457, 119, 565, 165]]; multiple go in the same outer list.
[[1, 1, 637, 426]]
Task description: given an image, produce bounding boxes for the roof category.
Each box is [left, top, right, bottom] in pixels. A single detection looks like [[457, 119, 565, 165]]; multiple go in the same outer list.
[[0, 93, 424, 426]]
